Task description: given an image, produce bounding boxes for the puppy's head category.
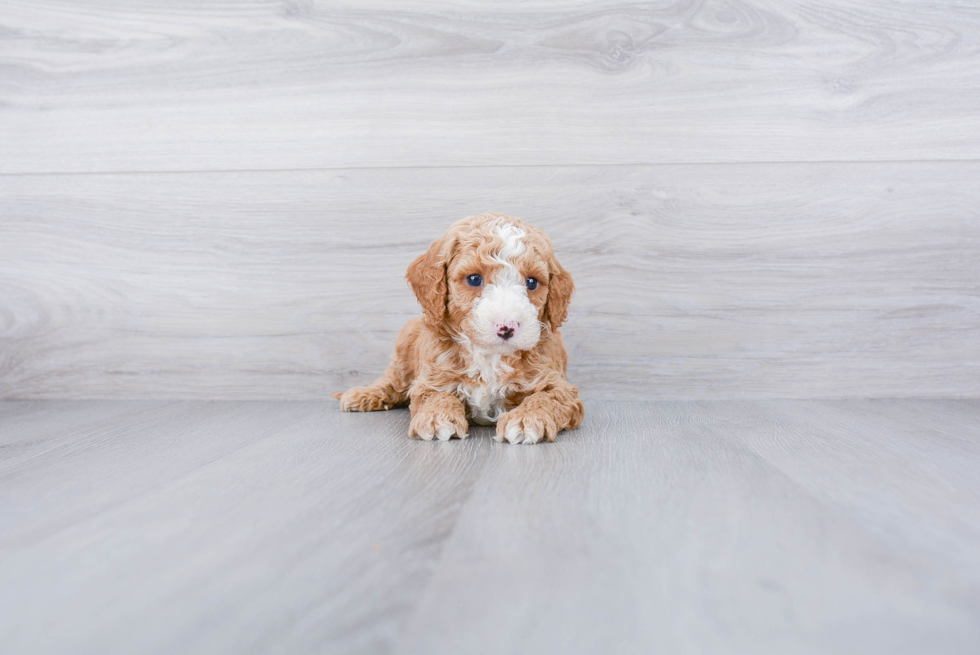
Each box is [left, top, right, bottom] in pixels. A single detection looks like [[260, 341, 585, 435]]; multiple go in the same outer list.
[[406, 212, 573, 354]]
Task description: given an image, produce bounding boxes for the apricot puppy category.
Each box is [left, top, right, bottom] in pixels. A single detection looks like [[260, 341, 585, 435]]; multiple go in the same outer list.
[[334, 212, 584, 444]]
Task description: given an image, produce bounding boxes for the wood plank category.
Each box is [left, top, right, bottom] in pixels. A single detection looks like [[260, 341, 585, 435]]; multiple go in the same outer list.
[[727, 399, 980, 571], [0, 400, 171, 463], [398, 400, 980, 654], [0, 401, 319, 548], [1, 400, 977, 653], [0, 401, 492, 654], [0, 400, 165, 437], [2, 162, 978, 400], [2, 1, 980, 172]]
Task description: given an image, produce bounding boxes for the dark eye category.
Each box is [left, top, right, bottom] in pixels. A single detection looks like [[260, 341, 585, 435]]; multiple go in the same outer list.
[[466, 274, 483, 287], [526, 277, 539, 291]]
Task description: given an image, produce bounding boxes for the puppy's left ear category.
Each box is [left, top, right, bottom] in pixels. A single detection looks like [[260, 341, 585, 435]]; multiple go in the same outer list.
[[543, 253, 574, 332]]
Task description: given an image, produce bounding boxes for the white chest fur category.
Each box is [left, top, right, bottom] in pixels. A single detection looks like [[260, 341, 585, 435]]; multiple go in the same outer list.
[[456, 348, 512, 425]]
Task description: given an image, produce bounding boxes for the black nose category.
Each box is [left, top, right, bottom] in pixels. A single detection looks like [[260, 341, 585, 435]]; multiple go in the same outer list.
[[497, 326, 514, 340]]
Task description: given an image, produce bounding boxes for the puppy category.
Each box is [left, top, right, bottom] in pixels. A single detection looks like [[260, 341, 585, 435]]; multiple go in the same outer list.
[[334, 212, 584, 444]]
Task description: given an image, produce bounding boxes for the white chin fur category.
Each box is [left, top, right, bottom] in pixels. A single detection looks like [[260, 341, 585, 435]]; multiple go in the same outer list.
[[469, 283, 541, 352]]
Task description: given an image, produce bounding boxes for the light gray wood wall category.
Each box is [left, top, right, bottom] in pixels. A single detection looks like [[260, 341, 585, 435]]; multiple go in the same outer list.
[[1, 1, 978, 399]]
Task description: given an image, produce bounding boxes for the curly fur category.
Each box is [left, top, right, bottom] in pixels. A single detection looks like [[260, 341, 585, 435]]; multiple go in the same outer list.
[[334, 212, 584, 444]]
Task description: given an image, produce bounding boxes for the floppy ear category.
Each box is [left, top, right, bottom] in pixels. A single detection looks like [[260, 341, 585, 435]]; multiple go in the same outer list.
[[543, 253, 574, 332], [406, 234, 454, 327]]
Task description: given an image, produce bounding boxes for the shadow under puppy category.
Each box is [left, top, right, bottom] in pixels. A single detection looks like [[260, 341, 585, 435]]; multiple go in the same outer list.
[[334, 212, 584, 444]]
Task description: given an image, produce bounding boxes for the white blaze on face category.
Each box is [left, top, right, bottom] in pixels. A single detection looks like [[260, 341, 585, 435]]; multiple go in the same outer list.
[[470, 222, 542, 352]]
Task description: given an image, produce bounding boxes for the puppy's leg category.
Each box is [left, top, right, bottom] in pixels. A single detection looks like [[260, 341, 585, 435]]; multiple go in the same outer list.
[[408, 389, 469, 441], [334, 319, 420, 412], [495, 382, 584, 445], [334, 377, 405, 412]]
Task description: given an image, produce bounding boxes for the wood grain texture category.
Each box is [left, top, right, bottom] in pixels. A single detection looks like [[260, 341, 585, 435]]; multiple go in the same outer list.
[[1, 400, 978, 654], [2, 162, 978, 399], [0, 400, 492, 654], [2, 0, 980, 173], [399, 400, 980, 654]]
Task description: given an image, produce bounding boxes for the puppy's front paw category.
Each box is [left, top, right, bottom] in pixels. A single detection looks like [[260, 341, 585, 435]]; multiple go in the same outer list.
[[409, 408, 469, 441], [495, 407, 558, 445], [336, 386, 394, 412]]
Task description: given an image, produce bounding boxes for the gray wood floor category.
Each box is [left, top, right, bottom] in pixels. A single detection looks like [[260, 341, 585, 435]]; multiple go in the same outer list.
[[2, 400, 978, 654]]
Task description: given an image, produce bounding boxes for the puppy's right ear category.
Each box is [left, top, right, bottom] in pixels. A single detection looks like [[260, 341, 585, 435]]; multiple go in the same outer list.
[[406, 233, 454, 327]]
